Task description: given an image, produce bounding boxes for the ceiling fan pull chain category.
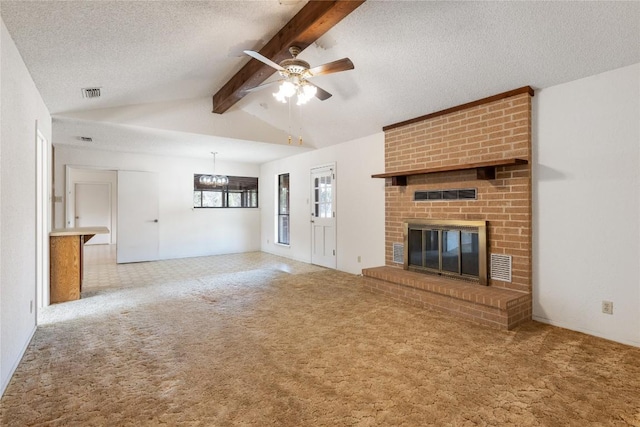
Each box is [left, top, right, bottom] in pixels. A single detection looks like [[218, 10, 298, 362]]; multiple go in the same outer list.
[[288, 99, 293, 144], [298, 101, 303, 145]]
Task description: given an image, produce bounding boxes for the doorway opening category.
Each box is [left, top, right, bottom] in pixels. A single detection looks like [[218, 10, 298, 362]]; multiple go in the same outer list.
[[66, 166, 117, 245]]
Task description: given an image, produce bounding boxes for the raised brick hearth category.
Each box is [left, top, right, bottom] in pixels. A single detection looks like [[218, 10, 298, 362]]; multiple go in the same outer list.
[[368, 87, 533, 329], [362, 267, 531, 329]]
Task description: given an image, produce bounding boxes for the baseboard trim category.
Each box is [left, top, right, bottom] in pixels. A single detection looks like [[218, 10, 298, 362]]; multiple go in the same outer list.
[[533, 315, 640, 348], [0, 325, 37, 397]]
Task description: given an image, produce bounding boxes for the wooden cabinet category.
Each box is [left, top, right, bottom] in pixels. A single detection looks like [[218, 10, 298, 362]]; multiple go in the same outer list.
[[49, 227, 109, 304]]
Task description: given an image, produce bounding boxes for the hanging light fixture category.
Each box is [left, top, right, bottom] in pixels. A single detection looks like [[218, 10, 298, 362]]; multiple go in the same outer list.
[[273, 79, 317, 106], [244, 45, 354, 108], [199, 152, 229, 187], [269, 46, 319, 106]]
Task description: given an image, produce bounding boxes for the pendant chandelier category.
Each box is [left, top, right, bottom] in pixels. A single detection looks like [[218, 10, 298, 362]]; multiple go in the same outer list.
[[199, 152, 228, 186]]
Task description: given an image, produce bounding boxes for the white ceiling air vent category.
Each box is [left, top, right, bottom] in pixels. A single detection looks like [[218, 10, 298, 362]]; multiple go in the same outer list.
[[81, 87, 101, 98], [78, 136, 93, 142], [393, 243, 404, 264], [490, 254, 512, 282]]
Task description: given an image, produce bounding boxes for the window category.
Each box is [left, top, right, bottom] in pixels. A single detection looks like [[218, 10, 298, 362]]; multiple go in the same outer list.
[[278, 173, 290, 245], [313, 173, 333, 218], [193, 175, 258, 208]]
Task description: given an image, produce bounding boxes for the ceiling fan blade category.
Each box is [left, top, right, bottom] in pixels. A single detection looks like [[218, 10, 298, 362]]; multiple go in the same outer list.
[[308, 58, 354, 77], [244, 80, 283, 93], [309, 83, 332, 101], [243, 50, 285, 71]]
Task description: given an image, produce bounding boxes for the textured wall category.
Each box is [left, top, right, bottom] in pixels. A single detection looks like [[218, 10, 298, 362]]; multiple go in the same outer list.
[[259, 133, 386, 275], [1, 18, 52, 396], [533, 63, 640, 347], [54, 146, 262, 260]]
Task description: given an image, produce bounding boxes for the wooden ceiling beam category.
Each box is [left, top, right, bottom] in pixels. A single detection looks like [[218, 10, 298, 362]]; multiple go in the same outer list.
[[212, 0, 365, 114]]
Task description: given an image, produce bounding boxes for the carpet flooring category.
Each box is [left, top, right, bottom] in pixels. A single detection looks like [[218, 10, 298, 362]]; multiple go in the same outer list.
[[1, 252, 639, 426]]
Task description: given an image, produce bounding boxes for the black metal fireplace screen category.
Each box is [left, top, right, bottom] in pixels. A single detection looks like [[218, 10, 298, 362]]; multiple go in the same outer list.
[[404, 219, 487, 285]]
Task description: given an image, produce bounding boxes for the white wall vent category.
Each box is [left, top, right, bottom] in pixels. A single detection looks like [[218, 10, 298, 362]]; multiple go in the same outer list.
[[392, 243, 404, 264], [81, 87, 101, 98], [490, 253, 512, 282]]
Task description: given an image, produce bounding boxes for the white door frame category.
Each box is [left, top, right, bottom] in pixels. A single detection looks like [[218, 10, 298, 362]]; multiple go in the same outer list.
[[35, 127, 50, 309], [310, 163, 337, 269]]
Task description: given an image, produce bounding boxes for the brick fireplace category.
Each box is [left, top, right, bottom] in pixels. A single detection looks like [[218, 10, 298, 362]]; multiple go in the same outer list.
[[363, 87, 533, 329]]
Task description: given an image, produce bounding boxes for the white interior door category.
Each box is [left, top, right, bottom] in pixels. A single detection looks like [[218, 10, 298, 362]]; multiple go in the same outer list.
[[117, 171, 159, 263], [75, 183, 111, 245], [310, 165, 337, 269]]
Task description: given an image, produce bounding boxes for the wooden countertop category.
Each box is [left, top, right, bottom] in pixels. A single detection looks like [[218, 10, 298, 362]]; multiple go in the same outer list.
[[50, 227, 110, 237]]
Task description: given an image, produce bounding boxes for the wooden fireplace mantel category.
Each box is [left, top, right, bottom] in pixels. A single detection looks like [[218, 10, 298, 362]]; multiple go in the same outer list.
[[371, 158, 528, 186]]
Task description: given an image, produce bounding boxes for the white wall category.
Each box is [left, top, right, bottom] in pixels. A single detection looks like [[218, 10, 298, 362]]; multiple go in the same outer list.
[[0, 18, 52, 395], [533, 63, 640, 347], [260, 133, 385, 275], [54, 147, 261, 260]]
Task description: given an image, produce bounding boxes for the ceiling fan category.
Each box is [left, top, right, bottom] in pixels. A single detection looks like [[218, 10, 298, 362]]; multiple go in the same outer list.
[[243, 46, 354, 105]]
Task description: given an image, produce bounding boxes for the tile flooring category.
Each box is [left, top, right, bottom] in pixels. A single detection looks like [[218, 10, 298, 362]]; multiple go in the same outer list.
[[82, 244, 324, 290]]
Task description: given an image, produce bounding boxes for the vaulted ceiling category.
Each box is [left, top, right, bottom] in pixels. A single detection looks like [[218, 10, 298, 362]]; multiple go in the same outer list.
[[1, 1, 639, 162]]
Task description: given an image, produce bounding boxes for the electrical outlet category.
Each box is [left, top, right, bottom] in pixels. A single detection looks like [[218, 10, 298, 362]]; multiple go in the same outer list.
[[602, 301, 613, 315], [357, 256, 361, 263], [267, 239, 270, 244]]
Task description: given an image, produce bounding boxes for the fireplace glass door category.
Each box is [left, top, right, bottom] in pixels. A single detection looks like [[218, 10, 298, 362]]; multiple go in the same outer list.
[[460, 232, 479, 276], [407, 225, 481, 281], [442, 230, 460, 273]]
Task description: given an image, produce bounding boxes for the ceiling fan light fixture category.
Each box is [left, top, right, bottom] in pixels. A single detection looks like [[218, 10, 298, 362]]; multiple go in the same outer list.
[[273, 91, 287, 103], [302, 83, 317, 98], [273, 80, 297, 103], [296, 92, 310, 106], [247, 46, 350, 106], [295, 83, 317, 105], [274, 79, 318, 105]]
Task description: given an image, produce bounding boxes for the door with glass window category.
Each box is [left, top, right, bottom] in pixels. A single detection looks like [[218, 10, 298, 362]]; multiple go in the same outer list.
[[310, 165, 336, 269]]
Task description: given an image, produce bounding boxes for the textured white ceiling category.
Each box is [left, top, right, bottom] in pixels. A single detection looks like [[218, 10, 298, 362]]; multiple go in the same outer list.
[[53, 116, 312, 163], [2, 1, 639, 161], [1, 0, 306, 113]]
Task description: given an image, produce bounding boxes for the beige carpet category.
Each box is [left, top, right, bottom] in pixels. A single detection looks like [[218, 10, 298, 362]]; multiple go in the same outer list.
[[1, 252, 639, 426]]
